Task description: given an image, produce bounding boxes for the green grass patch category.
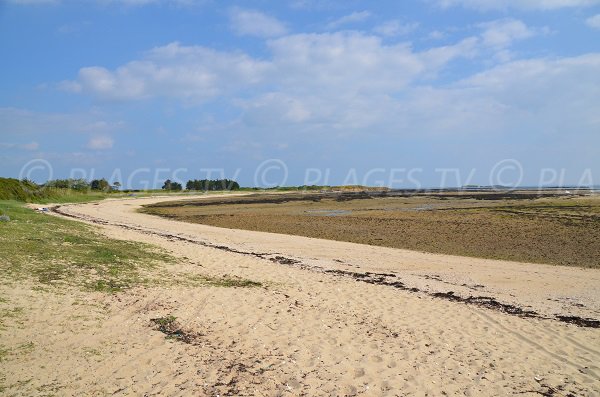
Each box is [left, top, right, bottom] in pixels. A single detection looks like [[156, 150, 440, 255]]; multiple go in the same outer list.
[[150, 315, 200, 344], [0, 306, 24, 331], [0, 200, 264, 293], [163, 273, 263, 289], [152, 315, 177, 327], [0, 200, 175, 292], [210, 277, 262, 288]]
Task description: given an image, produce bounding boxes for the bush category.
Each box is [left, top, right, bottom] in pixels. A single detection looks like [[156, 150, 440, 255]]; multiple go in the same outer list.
[[90, 179, 111, 192]]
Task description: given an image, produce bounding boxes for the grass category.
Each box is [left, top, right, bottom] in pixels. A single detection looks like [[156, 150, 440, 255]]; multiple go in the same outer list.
[[169, 273, 263, 288], [0, 301, 25, 331], [0, 178, 108, 203], [0, 200, 265, 293], [30, 191, 110, 204], [0, 200, 175, 292], [150, 315, 201, 344]]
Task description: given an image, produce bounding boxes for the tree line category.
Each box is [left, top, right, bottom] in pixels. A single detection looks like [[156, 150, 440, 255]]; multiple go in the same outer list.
[[22, 177, 240, 192], [44, 178, 119, 192], [186, 179, 240, 191], [162, 179, 240, 191]]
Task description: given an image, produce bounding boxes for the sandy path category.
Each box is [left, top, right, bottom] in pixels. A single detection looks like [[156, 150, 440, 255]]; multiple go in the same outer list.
[[4, 195, 599, 396]]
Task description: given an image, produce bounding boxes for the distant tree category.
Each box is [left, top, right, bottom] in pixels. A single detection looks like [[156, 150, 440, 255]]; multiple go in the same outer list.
[[112, 181, 121, 191], [90, 178, 111, 192], [162, 179, 182, 191]]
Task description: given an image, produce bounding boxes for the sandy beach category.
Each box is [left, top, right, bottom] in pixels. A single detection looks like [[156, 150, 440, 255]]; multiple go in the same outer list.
[[3, 195, 599, 396]]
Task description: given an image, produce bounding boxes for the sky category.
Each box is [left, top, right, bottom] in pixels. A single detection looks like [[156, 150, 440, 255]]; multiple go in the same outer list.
[[0, 0, 599, 188]]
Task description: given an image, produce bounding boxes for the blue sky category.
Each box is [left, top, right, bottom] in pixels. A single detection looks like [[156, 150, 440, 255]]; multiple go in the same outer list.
[[1, 0, 599, 188]]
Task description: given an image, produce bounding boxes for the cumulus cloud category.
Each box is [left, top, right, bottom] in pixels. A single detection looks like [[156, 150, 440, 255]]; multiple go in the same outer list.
[[586, 14, 600, 28], [433, 0, 600, 10], [229, 8, 287, 38], [238, 53, 600, 145], [267, 33, 425, 94], [60, 31, 600, 156], [86, 135, 114, 150], [65, 33, 479, 103], [447, 54, 600, 136], [67, 42, 271, 101]]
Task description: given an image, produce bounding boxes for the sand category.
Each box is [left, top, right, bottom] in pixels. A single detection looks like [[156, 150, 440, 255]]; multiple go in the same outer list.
[[2, 194, 599, 396]]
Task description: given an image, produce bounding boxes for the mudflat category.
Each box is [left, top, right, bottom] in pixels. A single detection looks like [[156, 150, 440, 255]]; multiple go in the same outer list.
[[142, 190, 600, 268]]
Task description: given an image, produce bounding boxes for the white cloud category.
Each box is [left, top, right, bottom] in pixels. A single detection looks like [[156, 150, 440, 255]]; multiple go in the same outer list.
[[63, 31, 479, 139], [420, 37, 479, 71], [68, 42, 271, 101], [586, 14, 600, 29], [373, 20, 419, 37], [267, 33, 424, 94], [87, 136, 114, 150], [235, 34, 480, 134], [237, 53, 600, 149], [62, 33, 600, 155], [229, 8, 287, 38], [479, 19, 536, 48], [326, 11, 371, 29], [450, 54, 600, 133], [68, 33, 477, 102], [433, 0, 600, 10]]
